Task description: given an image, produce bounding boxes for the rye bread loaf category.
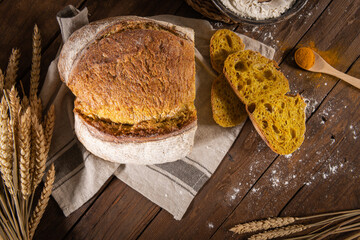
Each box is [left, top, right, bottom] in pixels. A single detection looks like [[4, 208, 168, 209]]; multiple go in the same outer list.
[[58, 16, 197, 164]]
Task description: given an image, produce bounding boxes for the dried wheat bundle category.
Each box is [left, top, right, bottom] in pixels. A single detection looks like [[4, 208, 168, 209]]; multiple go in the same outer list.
[[0, 25, 55, 240], [230, 209, 360, 240]]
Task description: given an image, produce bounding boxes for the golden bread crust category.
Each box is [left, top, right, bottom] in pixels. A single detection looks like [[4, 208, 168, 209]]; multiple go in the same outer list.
[[74, 99, 197, 142], [66, 20, 196, 125]]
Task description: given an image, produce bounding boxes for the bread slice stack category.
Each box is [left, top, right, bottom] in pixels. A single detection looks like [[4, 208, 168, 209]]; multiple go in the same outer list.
[[210, 29, 306, 155], [58, 16, 197, 164]]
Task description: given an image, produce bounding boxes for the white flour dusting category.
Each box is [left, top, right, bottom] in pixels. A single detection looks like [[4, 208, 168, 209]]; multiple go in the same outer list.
[[208, 222, 214, 229], [220, 0, 296, 20]]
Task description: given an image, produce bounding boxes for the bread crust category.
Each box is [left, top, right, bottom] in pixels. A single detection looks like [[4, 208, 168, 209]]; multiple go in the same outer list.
[[58, 16, 194, 85], [59, 16, 196, 125], [75, 112, 197, 164]]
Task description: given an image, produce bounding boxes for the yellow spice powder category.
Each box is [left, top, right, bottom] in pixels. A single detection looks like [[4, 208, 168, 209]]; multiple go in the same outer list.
[[295, 47, 315, 70]]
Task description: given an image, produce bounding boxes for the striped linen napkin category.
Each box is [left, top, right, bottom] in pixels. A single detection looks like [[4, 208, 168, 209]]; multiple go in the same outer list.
[[41, 5, 275, 220]]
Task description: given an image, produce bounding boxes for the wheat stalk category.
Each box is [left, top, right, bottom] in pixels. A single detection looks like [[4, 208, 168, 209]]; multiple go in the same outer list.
[[4, 49, 20, 90], [21, 96, 29, 113], [249, 225, 308, 240], [0, 24, 56, 240], [230, 217, 297, 234], [43, 105, 55, 155], [0, 70, 4, 96], [30, 97, 42, 123], [18, 107, 31, 199], [31, 116, 47, 192], [28, 164, 55, 239], [7, 86, 21, 193], [30, 25, 41, 102], [0, 97, 13, 195]]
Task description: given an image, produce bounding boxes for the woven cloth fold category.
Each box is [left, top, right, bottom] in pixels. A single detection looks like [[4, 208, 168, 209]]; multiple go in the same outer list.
[[43, 6, 275, 220]]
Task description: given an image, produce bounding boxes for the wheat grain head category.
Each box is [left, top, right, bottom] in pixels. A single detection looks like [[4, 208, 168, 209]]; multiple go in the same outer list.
[[4, 49, 20, 90], [230, 217, 297, 234], [30, 25, 41, 102], [43, 105, 55, 155], [19, 107, 31, 198], [29, 164, 55, 239], [249, 225, 308, 240], [0, 97, 13, 194], [31, 115, 46, 192]]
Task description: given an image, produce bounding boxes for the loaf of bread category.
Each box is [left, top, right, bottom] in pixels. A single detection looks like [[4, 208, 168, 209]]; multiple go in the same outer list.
[[210, 29, 245, 73], [58, 16, 197, 164], [211, 74, 247, 127], [224, 50, 306, 155]]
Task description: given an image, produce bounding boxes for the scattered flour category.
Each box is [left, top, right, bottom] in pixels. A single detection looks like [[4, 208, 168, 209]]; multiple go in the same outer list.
[[208, 222, 214, 229], [303, 97, 318, 116], [229, 188, 240, 201]]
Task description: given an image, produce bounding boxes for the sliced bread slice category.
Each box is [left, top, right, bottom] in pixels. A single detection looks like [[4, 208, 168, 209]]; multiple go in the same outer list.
[[210, 29, 245, 73], [246, 93, 306, 155], [223, 50, 290, 105], [211, 74, 247, 127]]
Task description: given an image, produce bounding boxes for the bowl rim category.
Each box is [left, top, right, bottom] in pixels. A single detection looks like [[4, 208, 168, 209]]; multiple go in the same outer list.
[[211, 0, 308, 25]]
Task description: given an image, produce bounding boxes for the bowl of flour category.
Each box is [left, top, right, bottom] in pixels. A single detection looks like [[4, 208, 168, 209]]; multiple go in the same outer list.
[[212, 0, 307, 24]]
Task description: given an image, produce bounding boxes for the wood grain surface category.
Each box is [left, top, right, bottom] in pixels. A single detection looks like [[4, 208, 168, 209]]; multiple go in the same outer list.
[[0, 0, 358, 239]]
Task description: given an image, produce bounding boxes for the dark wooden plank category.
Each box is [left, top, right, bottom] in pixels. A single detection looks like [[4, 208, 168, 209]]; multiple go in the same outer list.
[[0, 0, 85, 85], [136, 1, 345, 239], [64, 178, 160, 240], [208, 0, 360, 238], [277, 58, 360, 230], [211, 58, 360, 240], [35, 176, 113, 240]]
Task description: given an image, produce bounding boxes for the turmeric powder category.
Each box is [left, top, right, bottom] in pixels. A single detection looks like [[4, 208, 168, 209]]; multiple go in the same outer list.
[[295, 47, 315, 70]]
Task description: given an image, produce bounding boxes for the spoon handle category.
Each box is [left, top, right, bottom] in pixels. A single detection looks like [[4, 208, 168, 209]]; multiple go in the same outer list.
[[325, 67, 360, 90]]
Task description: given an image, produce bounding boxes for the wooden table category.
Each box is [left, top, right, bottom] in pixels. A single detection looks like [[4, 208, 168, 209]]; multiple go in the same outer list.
[[1, 0, 359, 239]]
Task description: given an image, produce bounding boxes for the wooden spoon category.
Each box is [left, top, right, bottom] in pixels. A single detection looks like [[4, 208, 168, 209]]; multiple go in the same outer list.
[[306, 50, 360, 89]]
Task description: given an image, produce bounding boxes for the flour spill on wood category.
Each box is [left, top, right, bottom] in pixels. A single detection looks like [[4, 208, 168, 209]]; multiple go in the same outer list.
[[303, 97, 318, 116], [208, 222, 214, 229]]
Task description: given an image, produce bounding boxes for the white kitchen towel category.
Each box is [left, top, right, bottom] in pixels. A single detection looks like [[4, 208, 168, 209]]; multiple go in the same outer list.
[[42, 5, 275, 220]]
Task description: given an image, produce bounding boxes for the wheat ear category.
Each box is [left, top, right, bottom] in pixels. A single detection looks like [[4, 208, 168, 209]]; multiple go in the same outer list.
[[0, 97, 13, 194], [31, 116, 46, 191], [30, 25, 41, 101], [30, 97, 42, 123], [4, 49, 20, 90], [249, 225, 308, 240], [8, 86, 21, 192], [21, 95, 29, 112], [28, 164, 55, 239], [0, 69, 4, 96], [230, 217, 297, 234], [18, 107, 31, 198], [8, 86, 21, 134], [42, 105, 55, 155]]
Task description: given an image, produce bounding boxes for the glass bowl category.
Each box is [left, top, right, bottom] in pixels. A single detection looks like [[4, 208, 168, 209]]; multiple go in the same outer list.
[[211, 0, 308, 25]]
